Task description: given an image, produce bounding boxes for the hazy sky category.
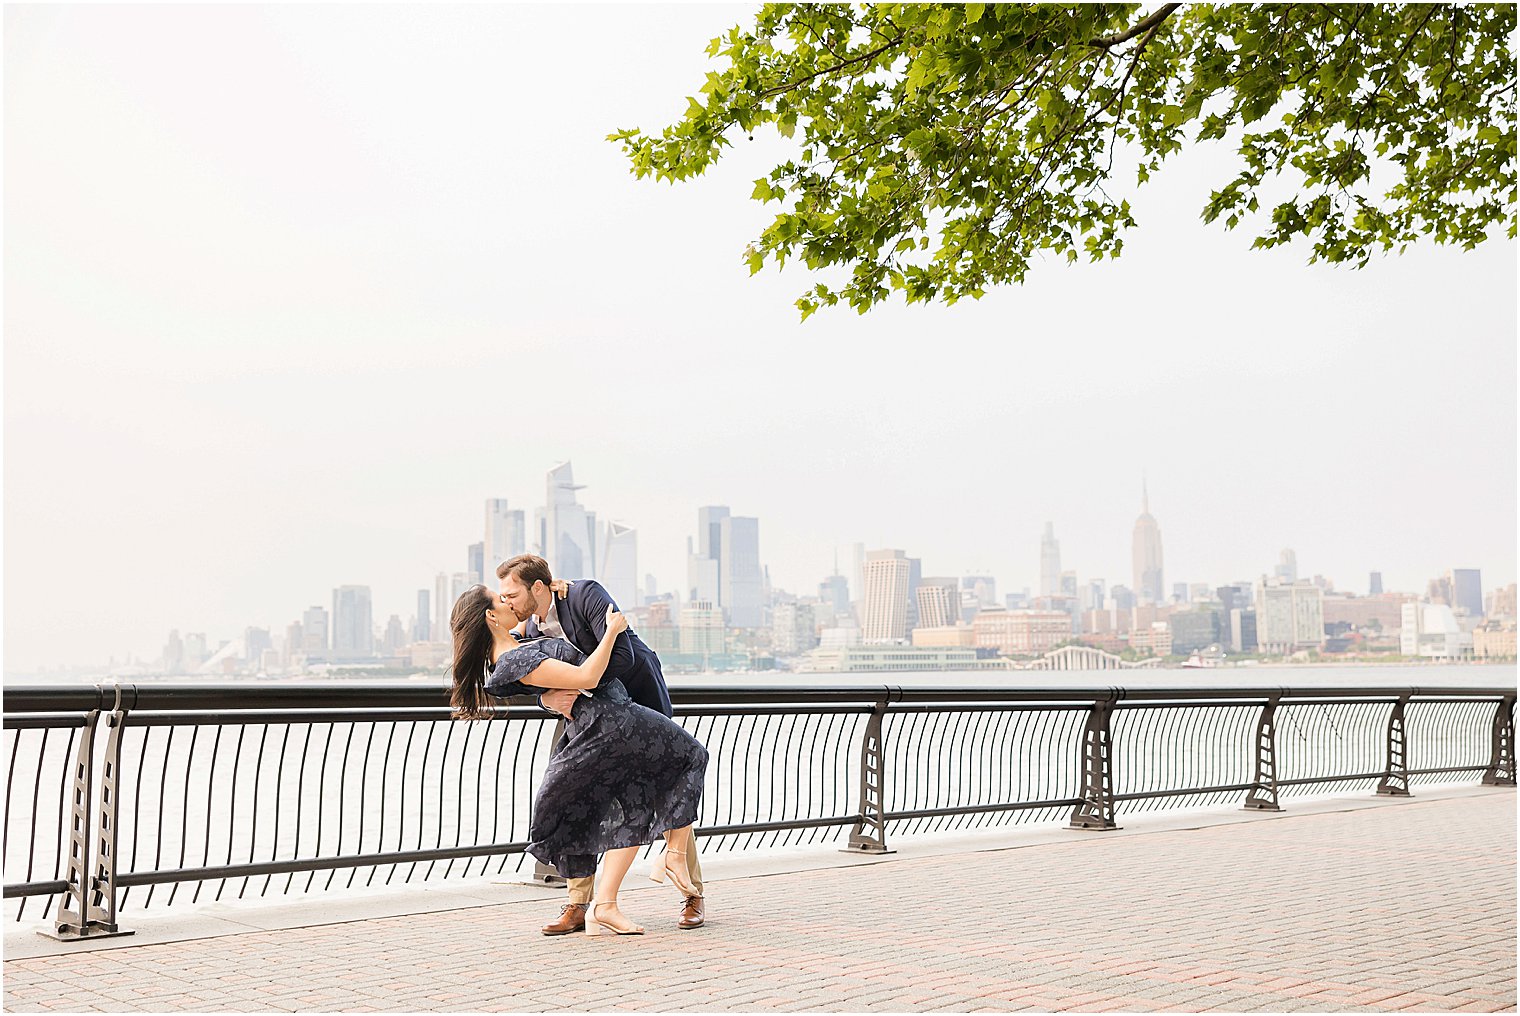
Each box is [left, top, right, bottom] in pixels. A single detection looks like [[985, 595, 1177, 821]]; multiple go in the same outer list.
[[5, 5, 1516, 673]]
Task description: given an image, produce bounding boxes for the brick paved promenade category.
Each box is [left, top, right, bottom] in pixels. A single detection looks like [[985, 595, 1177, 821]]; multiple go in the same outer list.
[[5, 789, 1514, 1013]]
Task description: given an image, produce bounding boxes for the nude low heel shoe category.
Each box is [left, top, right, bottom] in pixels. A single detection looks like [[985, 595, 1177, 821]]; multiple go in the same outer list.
[[586, 901, 644, 936]]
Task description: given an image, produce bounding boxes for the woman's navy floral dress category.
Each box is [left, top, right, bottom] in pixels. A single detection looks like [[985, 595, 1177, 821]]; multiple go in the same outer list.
[[486, 638, 708, 879]]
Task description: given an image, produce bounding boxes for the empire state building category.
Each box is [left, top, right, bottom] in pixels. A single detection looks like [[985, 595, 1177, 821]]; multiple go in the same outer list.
[[1132, 482, 1165, 605]]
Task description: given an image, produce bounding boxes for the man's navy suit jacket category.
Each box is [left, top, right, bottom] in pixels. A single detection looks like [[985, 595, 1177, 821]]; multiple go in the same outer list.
[[523, 579, 673, 718]]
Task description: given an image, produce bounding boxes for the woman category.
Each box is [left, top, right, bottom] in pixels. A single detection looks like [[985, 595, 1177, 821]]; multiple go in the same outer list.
[[449, 584, 708, 936]]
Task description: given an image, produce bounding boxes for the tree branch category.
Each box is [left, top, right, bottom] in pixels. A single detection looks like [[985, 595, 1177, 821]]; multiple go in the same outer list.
[[1088, 4, 1182, 51], [760, 32, 906, 99]]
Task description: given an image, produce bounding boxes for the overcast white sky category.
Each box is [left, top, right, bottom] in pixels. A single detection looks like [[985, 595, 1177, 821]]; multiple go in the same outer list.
[[5, 5, 1516, 673]]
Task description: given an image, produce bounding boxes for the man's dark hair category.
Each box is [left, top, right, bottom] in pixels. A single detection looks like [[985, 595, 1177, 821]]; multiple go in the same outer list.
[[496, 554, 552, 588]]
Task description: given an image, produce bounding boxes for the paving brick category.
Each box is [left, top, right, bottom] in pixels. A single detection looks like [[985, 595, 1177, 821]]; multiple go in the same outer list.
[[5, 792, 1515, 1014]]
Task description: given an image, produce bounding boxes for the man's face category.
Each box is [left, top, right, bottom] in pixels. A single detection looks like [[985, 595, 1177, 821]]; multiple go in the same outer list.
[[498, 572, 543, 623]]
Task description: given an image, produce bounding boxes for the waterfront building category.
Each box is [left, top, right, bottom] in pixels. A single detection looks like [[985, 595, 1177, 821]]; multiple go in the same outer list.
[[1474, 622, 1517, 660], [1401, 602, 1474, 659], [1256, 581, 1324, 654], [771, 602, 818, 656], [1039, 522, 1061, 597], [1128, 621, 1173, 657], [467, 542, 485, 585], [405, 642, 451, 669], [413, 589, 430, 642], [331, 586, 374, 659], [1131, 482, 1164, 605], [1450, 569, 1483, 618], [971, 607, 1071, 656], [679, 600, 726, 659], [1170, 608, 1222, 654], [300, 607, 328, 655], [484, 498, 526, 575], [818, 622, 862, 649], [720, 515, 763, 627], [600, 521, 638, 609], [806, 644, 996, 673], [915, 577, 961, 630], [1321, 592, 1413, 633], [534, 461, 597, 580], [1229, 608, 1258, 653], [862, 549, 912, 643], [911, 624, 977, 648]]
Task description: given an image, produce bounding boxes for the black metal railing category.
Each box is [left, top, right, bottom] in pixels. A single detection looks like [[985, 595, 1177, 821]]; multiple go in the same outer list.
[[3, 681, 1514, 939]]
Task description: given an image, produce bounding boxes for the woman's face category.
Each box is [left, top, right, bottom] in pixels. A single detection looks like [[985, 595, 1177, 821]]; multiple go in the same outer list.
[[484, 592, 515, 635]]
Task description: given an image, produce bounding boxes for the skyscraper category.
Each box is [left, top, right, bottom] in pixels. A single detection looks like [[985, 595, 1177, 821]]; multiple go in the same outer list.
[[1369, 571, 1383, 595], [534, 461, 597, 580], [600, 521, 639, 610], [686, 506, 728, 606], [484, 498, 526, 575], [1450, 569, 1483, 617], [720, 515, 763, 627], [915, 577, 961, 629], [414, 589, 431, 642], [301, 605, 329, 655], [862, 549, 912, 644], [331, 586, 374, 659], [1040, 522, 1061, 597], [467, 542, 485, 585], [433, 572, 450, 643], [1131, 481, 1164, 605], [1274, 548, 1298, 583]]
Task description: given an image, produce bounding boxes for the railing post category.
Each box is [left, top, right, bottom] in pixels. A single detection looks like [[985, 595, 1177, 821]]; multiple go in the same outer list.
[[47, 684, 134, 941], [1243, 695, 1283, 811], [1068, 692, 1121, 830], [844, 690, 896, 854], [1482, 695, 1516, 786], [1376, 695, 1412, 797]]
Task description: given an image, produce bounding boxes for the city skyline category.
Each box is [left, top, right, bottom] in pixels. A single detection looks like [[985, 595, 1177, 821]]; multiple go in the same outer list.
[[5, 5, 1515, 672], [18, 467, 1512, 674]]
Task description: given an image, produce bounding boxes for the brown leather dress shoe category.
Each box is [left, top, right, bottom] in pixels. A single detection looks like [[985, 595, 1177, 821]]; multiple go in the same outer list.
[[678, 895, 705, 930], [541, 903, 588, 936]]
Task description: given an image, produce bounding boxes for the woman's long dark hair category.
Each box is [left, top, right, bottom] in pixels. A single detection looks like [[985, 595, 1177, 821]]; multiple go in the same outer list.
[[450, 584, 496, 719]]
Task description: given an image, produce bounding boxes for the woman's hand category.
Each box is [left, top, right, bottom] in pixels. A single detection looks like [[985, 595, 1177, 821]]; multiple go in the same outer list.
[[605, 605, 628, 638]]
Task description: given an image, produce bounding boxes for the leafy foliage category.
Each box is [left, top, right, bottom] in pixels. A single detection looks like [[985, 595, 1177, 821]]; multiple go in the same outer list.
[[610, 4, 1517, 318]]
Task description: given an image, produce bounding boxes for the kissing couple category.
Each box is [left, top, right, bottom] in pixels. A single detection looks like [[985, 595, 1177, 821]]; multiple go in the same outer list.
[[449, 554, 709, 936]]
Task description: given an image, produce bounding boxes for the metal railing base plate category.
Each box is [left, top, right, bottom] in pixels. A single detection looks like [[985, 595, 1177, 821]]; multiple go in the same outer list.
[[839, 845, 896, 855], [38, 927, 134, 943]]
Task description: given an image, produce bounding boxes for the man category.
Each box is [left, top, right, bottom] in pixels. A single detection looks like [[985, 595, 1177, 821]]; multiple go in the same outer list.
[[495, 553, 705, 933]]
